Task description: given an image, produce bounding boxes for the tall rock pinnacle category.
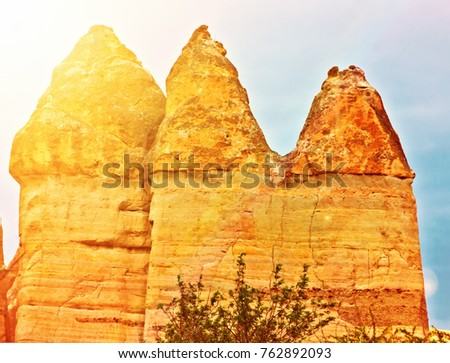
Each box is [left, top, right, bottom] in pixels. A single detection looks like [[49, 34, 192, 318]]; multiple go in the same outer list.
[[290, 66, 414, 178], [152, 25, 273, 167], [41, 25, 165, 149], [8, 25, 165, 342]]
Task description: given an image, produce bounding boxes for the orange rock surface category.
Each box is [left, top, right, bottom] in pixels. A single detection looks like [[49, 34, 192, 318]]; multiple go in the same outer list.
[[1, 25, 428, 342], [0, 222, 6, 341], [144, 27, 427, 340], [289, 65, 414, 178]]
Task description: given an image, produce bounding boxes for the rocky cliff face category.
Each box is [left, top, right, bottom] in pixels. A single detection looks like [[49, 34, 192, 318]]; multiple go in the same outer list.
[[1, 25, 427, 342]]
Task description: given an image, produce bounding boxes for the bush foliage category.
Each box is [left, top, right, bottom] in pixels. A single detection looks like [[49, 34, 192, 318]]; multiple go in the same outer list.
[[335, 317, 450, 343], [156, 253, 334, 343], [156, 253, 449, 343]]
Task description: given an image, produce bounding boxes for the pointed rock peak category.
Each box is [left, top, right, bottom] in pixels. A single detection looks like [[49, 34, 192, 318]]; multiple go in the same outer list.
[[189, 25, 211, 43], [164, 25, 241, 114], [30, 24, 165, 149], [62, 25, 140, 66], [322, 65, 371, 91], [10, 25, 165, 179], [289, 66, 414, 178], [184, 25, 227, 56], [152, 26, 273, 167]]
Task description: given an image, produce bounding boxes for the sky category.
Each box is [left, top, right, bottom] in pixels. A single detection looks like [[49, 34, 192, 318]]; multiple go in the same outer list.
[[0, 0, 449, 329]]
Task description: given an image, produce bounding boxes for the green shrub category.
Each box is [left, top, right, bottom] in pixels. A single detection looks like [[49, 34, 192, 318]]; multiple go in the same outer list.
[[334, 313, 450, 343], [156, 253, 449, 343], [156, 253, 334, 343]]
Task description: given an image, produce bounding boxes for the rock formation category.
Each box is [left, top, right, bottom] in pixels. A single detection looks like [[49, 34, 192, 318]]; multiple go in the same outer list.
[[285, 65, 426, 329], [289, 65, 414, 178], [0, 221, 7, 341], [6, 25, 165, 342], [144, 28, 427, 340], [0, 223, 19, 343], [151, 25, 272, 167], [1, 25, 428, 342]]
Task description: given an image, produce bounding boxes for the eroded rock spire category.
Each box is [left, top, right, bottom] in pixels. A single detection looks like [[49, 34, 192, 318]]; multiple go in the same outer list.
[[11, 25, 166, 182], [8, 25, 165, 342], [151, 25, 273, 167], [289, 66, 414, 178]]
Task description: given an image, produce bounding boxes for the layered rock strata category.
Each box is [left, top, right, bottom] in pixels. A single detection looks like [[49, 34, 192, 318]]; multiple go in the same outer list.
[[145, 26, 278, 340], [2, 25, 428, 342], [7, 25, 165, 342], [144, 28, 427, 340], [0, 233, 20, 343], [285, 66, 427, 328]]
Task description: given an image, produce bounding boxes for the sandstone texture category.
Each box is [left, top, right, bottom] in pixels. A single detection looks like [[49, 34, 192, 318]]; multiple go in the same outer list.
[[144, 28, 427, 340], [1, 25, 428, 342], [6, 25, 165, 342], [151, 25, 273, 167], [289, 65, 414, 178]]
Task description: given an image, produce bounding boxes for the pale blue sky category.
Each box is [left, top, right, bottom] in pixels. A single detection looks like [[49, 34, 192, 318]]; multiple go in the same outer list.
[[0, 0, 449, 329]]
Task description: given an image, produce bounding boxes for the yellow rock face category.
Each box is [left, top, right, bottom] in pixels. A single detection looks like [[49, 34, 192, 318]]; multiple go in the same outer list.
[[39, 25, 164, 150], [7, 25, 165, 342], [3, 25, 428, 342], [145, 175, 428, 339], [151, 25, 274, 167], [10, 25, 165, 182], [0, 222, 3, 265]]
